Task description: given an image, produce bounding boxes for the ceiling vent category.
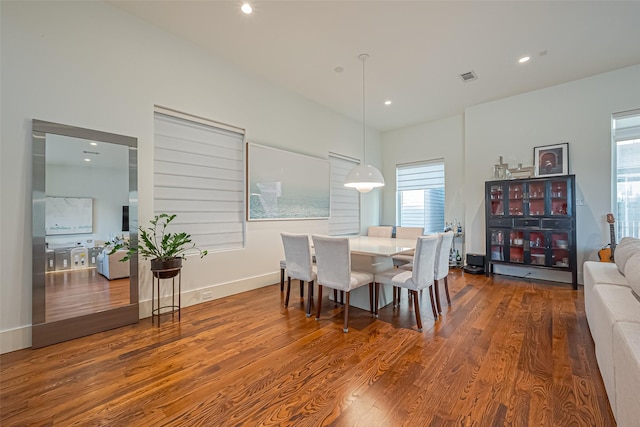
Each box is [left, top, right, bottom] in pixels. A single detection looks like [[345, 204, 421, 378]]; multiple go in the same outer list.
[[459, 70, 478, 82]]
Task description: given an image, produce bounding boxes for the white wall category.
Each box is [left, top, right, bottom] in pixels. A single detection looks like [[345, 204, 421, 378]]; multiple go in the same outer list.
[[463, 65, 640, 283], [0, 1, 382, 352]]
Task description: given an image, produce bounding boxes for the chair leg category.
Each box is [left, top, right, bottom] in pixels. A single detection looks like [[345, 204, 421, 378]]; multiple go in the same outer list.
[[444, 276, 451, 306], [315, 285, 324, 320], [300, 280, 304, 298], [284, 276, 292, 308], [280, 268, 285, 292], [428, 284, 438, 320], [369, 283, 374, 315], [343, 292, 350, 333], [393, 286, 397, 308], [374, 282, 380, 317], [306, 280, 314, 317], [340, 291, 345, 305], [434, 280, 442, 314], [412, 290, 423, 332], [333, 289, 338, 306]]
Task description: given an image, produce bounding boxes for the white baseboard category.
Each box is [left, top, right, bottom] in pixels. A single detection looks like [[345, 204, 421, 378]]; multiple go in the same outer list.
[[139, 272, 279, 318], [1, 272, 279, 354], [0, 325, 31, 354]]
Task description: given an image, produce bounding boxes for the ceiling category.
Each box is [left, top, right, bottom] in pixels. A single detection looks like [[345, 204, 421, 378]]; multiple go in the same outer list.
[[47, 134, 130, 170], [110, 1, 640, 132]]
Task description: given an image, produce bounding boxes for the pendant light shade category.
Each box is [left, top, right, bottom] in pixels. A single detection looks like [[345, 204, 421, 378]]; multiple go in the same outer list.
[[345, 53, 385, 193], [344, 164, 385, 193]]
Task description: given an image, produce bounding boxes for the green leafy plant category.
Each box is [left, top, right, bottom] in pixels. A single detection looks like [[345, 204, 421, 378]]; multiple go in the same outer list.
[[110, 213, 207, 262]]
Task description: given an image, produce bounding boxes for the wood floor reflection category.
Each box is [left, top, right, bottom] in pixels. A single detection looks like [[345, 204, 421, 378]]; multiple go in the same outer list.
[[45, 269, 130, 322]]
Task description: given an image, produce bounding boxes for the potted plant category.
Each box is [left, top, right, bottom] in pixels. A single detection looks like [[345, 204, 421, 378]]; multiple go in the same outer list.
[[110, 213, 207, 278]]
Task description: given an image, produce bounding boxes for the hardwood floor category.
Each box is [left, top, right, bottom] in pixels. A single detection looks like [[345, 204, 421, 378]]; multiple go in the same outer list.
[[45, 269, 130, 322], [1, 270, 614, 426]]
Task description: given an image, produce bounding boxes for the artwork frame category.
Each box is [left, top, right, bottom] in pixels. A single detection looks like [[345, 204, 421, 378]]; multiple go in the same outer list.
[[247, 143, 330, 221], [534, 142, 569, 177]]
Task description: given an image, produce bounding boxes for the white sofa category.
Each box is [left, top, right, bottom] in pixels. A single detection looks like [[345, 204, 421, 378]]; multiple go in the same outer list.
[[96, 248, 130, 280], [583, 237, 640, 426]]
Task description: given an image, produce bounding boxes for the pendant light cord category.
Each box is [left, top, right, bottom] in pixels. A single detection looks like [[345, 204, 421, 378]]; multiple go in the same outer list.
[[360, 53, 368, 164]]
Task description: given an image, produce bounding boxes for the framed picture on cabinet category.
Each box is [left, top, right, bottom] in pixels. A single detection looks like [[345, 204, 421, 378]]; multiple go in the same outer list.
[[534, 142, 568, 177]]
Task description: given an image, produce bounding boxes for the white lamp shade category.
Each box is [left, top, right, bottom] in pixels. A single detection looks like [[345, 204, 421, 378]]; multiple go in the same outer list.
[[344, 164, 385, 193]]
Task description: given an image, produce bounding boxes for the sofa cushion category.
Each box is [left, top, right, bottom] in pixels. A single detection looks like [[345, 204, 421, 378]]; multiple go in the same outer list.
[[614, 236, 640, 274], [583, 261, 628, 289], [590, 285, 640, 416], [613, 322, 640, 426], [583, 262, 629, 329], [623, 251, 640, 298]]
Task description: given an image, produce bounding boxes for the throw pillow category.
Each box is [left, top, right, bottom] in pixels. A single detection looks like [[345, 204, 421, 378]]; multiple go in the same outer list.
[[615, 237, 640, 275], [623, 251, 640, 297]]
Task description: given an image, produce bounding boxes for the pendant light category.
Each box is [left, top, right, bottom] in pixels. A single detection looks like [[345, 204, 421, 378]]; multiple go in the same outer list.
[[344, 53, 385, 193]]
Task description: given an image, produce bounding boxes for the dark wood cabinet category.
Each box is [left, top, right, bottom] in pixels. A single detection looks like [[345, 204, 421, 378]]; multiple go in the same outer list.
[[485, 175, 577, 289]]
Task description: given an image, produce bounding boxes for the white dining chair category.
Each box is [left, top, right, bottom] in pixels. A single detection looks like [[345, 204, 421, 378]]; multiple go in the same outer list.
[[399, 232, 455, 314], [311, 235, 374, 332], [391, 226, 424, 305], [374, 235, 440, 330], [392, 226, 424, 267], [281, 233, 316, 317], [367, 226, 393, 238], [434, 231, 455, 313]]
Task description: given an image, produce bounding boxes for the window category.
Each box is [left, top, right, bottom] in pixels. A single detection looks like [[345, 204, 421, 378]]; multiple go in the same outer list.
[[397, 160, 445, 233], [153, 107, 245, 252], [613, 109, 640, 238], [328, 153, 360, 235]]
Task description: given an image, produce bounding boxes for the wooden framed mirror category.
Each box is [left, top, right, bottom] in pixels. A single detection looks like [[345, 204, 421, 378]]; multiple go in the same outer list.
[[32, 120, 139, 348]]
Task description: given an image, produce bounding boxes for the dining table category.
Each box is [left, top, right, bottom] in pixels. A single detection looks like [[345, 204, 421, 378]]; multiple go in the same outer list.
[[328, 235, 417, 311]]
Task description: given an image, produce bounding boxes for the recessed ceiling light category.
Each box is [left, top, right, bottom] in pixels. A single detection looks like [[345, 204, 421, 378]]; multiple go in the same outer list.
[[519, 56, 530, 63], [334, 66, 344, 73], [84, 158, 91, 162], [384, 100, 392, 105], [90, 142, 97, 146], [241, 3, 252, 14]]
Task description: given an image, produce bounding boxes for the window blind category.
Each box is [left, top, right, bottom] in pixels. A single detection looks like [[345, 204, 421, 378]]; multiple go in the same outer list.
[[397, 160, 445, 233], [613, 109, 640, 142], [153, 110, 245, 252], [329, 154, 360, 235]]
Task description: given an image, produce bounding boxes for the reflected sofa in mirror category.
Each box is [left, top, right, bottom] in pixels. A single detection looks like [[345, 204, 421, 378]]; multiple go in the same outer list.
[[32, 120, 139, 348]]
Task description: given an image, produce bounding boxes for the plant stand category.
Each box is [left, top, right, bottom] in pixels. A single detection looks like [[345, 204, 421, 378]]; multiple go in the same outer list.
[[151, 267, 181, 327]]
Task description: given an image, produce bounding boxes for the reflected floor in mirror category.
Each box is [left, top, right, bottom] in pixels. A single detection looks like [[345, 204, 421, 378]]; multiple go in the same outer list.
[[45, 269, 130, 322]]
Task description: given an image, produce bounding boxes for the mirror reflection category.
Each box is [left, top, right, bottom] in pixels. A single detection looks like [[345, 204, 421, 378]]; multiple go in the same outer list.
[[43, 134, 131, 322], [32, 119, 138, 348]]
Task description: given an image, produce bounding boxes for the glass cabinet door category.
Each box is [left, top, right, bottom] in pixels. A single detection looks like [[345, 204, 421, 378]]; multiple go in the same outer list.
[[509, 230, 525, 263], [489, 229, 505, 261], [551, 232, 571, 268], [507, 182, 524, 216], [527, 180, 546, 216], [489, 184, 504, 216], [550, 179, 570, 216], [528, 230, 546, 266]]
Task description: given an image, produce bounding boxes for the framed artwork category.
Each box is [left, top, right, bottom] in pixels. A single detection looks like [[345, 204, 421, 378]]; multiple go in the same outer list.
[[45, 197, 93, 235], [534, 142, 569, 177], [247, 143, 330, 221]]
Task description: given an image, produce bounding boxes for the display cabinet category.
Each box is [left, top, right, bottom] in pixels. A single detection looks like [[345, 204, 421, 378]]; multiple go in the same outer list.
[[485, 175, 577, 289]]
